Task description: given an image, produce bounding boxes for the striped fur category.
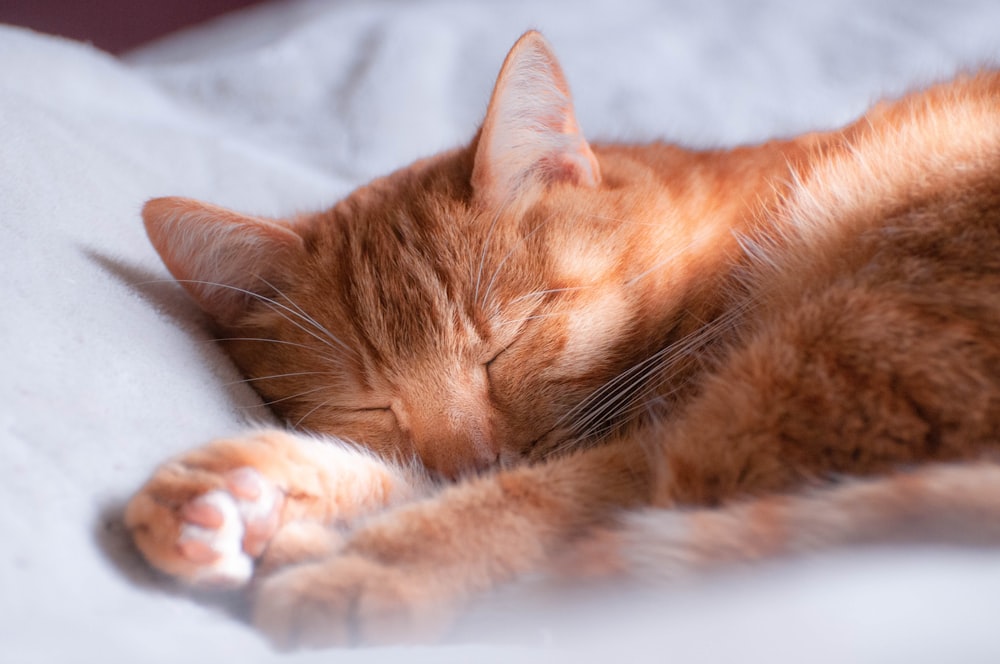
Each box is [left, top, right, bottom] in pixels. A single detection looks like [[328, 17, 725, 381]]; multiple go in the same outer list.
[[127, 32, 1000, 647]]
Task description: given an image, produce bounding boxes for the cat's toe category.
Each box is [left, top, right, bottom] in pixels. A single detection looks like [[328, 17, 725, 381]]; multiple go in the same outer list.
[[125, 464, 284, 588], [223, 467, 283, 557], [177, 469, 285, 587], [177, 490, 253, 587]]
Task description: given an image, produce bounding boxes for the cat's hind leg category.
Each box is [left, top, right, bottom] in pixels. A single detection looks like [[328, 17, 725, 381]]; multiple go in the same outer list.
[[124, 429, 430, 587], [591, 459, 1000, 581]]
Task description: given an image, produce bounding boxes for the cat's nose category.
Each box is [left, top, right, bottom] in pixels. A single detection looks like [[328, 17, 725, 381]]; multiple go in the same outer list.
[[406, 372, 499, 479], [435, 450, 499, 480], [419, 428, 499, 480]]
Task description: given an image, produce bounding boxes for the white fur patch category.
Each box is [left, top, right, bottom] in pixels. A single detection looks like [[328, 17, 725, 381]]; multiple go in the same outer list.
[[232, 467, 281, 526], [178, 472, 282, 589], [179, 490, 254, 587]]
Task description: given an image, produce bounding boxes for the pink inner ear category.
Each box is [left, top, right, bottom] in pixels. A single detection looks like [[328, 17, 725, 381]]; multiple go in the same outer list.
[[472, 31, 600, 206], [143, 196, 303, 326]]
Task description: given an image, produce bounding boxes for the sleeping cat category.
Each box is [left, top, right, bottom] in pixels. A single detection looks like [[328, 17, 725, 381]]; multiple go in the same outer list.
[[125, 31, 1000, 647]]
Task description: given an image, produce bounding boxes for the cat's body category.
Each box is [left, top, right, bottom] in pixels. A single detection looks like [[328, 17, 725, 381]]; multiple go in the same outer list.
[[125, 32, 1000, 647]]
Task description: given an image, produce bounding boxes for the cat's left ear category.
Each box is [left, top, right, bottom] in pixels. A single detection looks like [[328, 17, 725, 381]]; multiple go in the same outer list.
[[472, 31, 601, 208]]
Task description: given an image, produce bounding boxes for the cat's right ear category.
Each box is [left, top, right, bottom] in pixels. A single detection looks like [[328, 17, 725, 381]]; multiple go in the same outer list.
[[142, 197, 304, 327]]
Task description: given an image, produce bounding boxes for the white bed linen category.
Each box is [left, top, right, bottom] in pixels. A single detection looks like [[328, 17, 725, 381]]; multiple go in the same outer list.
[[3, 1, 1000, 661]]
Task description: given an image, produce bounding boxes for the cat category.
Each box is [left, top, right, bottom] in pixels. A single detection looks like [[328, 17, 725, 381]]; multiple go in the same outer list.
[[124, 30, 1000, 648]]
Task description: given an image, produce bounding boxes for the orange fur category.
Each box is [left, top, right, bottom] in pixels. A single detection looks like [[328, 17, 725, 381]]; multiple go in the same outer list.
[[126, 31, 1000, 646]]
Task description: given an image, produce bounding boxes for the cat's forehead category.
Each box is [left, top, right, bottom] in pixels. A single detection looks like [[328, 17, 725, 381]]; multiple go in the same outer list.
[[308, 159, 535, 287], [293, 150, 634, 352]]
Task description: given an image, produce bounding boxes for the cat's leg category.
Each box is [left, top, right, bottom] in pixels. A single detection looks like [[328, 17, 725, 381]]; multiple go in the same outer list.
[[248, 452, 1000, 648], [250, 438, 651, 648], [124, 429, 431, 588], [579, 459, 1000, 580]]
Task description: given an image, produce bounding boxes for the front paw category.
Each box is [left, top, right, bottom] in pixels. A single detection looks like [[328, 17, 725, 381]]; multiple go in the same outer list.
[[253, 554, 456, 648], [125, 462, 283, 588]]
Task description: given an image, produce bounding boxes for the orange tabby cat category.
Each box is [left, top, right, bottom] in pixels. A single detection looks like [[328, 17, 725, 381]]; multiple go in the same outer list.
[[125, 31, 1000, 647]]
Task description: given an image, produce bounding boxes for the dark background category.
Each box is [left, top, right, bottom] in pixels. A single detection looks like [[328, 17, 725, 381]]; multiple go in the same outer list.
[[0, 0, 265, 54]]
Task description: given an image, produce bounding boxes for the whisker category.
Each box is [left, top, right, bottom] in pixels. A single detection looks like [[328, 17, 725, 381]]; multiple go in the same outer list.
[[595, 379, 690, 436], [554, 339, 673, 429], [292, 396, 335, 429], [139, 277, 353, 362], [225, 371, 332, 387], [210, 337, 323, 352], [579, 304, 744, 423], [167, 278, 354, 362], [551, 300, 753, 451], [256, 276, 358, 358], [240, 384, 330, 410], [568, 358, 697, 445], [205, 337, 344, 369], [573, 307, 747, 443]]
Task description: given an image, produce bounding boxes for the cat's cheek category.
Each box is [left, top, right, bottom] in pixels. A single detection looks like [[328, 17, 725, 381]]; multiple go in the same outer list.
[[306, 411, 412, 462]]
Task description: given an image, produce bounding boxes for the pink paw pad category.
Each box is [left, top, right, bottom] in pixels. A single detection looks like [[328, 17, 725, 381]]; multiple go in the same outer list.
[[175, 467, 282, 588]]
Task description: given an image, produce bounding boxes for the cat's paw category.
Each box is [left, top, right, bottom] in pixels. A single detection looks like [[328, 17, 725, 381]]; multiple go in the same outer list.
[[252, 554, 455, 649], [126, 429, 425, 588], [125, 463, 284, 588]]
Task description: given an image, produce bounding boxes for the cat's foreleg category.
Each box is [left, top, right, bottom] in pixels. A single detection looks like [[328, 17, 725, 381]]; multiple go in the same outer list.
[[250, 438, 651, 648], [124, 429, 432, 587]]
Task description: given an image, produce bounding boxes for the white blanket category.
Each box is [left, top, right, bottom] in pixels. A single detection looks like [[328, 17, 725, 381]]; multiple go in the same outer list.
[[3, 1, 1000, 661]]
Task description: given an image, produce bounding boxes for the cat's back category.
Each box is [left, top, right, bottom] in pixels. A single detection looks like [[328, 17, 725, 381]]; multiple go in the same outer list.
[[658, 70, 1000, 503]]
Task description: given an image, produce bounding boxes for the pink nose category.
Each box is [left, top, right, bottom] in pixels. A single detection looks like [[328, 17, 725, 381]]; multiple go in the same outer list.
[[418, 430, 499, 480]]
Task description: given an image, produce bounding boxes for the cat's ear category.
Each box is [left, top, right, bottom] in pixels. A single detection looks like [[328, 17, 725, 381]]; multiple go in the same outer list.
[[142, 197, 304, 327], [472, 31, 601, 207]]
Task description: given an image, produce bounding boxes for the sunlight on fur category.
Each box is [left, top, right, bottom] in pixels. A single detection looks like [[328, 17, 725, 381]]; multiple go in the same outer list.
[[126, 30, 1000, 648]]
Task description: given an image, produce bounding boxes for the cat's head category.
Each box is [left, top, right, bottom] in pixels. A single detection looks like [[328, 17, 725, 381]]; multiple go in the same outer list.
[[143, 32, 683, 478]]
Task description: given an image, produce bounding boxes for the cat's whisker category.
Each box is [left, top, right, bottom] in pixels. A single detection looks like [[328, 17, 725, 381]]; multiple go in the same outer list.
[[604, 380, 691, 437], [561, 359, 675, 446], [554, 336, 677, 430], [211, 336, 318, 351], [225, 371, 333, 387], [291, 396, 336, 429], [571, 362, 698, 445], [256, 276, 359, 360], [139, 277, 354, 365], [208, 337, 344, 368], [540, 296, 728, 426], [580, 303, 750, 435], [555, 301, 752, 449], [171, 279, 354, 363], [241, 384, 330, 410]]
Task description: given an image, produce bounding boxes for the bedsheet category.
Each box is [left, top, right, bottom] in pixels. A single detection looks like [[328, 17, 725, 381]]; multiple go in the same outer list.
[[3, 1, 1000, 661]]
